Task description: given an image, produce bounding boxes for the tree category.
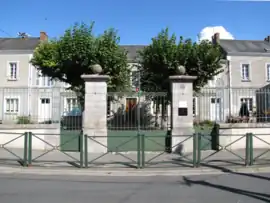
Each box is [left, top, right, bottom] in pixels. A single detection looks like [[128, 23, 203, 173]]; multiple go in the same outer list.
[[137, 28, 224, 93], [137, 28, 224, 127], [31, 22, 130, 107]]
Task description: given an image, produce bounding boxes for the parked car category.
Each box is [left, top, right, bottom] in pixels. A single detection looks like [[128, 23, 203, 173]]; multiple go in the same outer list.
[[61, 107, 82, 130]]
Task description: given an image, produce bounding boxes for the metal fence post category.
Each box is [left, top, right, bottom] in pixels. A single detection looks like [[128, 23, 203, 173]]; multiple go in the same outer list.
[[23, 132, 28, 167], [137, 132, 141, 169], [245, 133, 250, 166], [141, 133, 145, 168], [197, 133, 202, 167], [84, 134, 88, 168], [79, 132, 84, 168], [28, 132, 32, 166], [193, 133, 199, 168], [250, 133, 254, 166]]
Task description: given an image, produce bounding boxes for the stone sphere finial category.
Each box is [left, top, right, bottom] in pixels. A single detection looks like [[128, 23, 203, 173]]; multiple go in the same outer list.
[[176, 65, 186, 75], [91, 64, 103, 74]]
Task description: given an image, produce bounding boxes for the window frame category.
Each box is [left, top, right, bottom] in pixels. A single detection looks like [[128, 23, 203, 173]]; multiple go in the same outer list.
[[4, 96, 20, 114], [64, 97, 78, 113], [266, 63, 270, 81], [107, 96, 113, 116], [130, 70, 138, 88], [240, 63, 251, 81], [35, 70, 54, 87], [7, 61, 19, 81], [193, 97, 198, 116], [239, 96, 255, 112]]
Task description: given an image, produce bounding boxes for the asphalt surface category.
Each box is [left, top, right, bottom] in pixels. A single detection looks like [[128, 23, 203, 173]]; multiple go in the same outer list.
[[0, 172, 270, 203]]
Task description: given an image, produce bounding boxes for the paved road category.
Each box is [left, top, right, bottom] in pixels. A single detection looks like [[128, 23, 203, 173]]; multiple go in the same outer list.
[[0, 172, 270, 203]]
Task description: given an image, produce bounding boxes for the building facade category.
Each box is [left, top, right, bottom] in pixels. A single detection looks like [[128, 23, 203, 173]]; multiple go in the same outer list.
[[1, 32, 270, 124], [195, 33, 270, 122], [0, 32, 76, 124], [122, 36, 270, 123]]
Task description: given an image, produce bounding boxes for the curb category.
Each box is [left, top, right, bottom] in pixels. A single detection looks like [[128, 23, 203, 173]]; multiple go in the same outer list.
[[0, 166, 270, 177]]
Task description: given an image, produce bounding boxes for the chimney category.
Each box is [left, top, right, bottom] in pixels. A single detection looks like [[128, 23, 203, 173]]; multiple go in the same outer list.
[[40, 31, 48, 41], [264, 36, 270, 42], [212, 32, 220, 44]]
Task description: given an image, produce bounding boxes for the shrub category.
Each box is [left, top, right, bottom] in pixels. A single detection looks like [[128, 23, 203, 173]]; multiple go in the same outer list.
[[16, 116, 32, 124], [226, 115, 249, 123], [39, 120, 59, 124], [199, 120, 215, 127]]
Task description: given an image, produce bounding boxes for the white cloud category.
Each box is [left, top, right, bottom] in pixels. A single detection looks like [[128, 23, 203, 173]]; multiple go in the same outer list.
[[197, 26, 234, 42]]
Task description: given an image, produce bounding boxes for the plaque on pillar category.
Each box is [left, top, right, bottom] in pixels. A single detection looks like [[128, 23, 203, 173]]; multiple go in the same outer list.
[[178, 108, 188, 116], [178, 100, 188, 116]]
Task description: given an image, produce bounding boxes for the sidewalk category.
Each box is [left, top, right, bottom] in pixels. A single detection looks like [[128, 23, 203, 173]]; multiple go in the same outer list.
[[0, 164, 270, 177], [0, 148, 269, 169]]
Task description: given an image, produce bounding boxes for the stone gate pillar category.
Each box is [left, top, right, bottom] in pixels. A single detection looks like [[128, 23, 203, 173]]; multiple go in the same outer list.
[[169, 74, 197, 153], [81, 74, 109, 153]]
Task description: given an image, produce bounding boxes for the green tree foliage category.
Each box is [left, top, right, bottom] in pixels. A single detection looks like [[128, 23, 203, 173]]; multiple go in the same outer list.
[[137, 28, 224, 94], [31, 22, 130, 106], [137, 28, 224, 128]]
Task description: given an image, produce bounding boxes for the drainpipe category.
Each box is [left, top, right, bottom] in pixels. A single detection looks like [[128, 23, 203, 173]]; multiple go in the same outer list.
[[227, 56, 232, 117], [28, 54, 33, 118]]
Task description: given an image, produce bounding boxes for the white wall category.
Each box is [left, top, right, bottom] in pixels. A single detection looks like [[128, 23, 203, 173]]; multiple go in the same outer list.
[[219, 123, 270, 149], [0, 124, 60, 150]]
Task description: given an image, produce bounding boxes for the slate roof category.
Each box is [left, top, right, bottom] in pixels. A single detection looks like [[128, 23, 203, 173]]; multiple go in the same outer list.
[[219, 39, 270, 56], [0, 37, 40, 50], [0, 38, 144, 60], [121, 45, 145, 61], [1, 37, 270, 57], [121, 40, 270, 59]]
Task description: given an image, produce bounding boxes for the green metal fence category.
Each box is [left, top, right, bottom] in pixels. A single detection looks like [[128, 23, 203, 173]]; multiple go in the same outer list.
[[0, 132, 28, 166], [249, 133, 270, 166], [196, 133, 250, 167], [84, 134, 141, 168], [83, 133, 197, 168], [140, 134, 198, 168], [27, 132, 84, 168], [0, 131, 270, 169], [107, 92, 169, 152]]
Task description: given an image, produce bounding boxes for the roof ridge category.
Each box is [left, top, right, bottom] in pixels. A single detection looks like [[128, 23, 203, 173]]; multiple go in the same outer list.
[[220, 39, 266, 42], [120, 45, 145, 47], [0, 37, 40, 51], [0, 37, 40, 40], [220, 38, 270, 54]]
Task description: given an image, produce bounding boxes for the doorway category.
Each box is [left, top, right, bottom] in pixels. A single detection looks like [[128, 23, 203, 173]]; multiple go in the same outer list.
[[210, 97, 221, 121], [38, 98, 52, 123]]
